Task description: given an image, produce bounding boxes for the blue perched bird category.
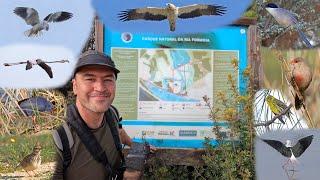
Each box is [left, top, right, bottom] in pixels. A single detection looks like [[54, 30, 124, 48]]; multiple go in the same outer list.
[[18, 96, 53, 116], [265, 3, 312, 48], [18, 96, 54, 125]]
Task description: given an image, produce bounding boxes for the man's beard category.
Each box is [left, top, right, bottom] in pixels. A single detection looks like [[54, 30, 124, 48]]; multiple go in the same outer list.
[[80, 91, 114, 113]]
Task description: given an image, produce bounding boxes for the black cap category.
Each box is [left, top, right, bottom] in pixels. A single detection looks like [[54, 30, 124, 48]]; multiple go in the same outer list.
[[74, 50, 120, 78]]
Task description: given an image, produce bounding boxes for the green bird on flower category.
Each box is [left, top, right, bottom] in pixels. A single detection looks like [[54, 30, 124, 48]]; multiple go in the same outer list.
[[266, 95, 292, 124]]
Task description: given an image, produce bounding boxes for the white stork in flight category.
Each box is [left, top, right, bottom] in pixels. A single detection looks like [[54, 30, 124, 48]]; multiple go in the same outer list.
[[118, 3, 226, 31], [3, 59, 69, 78], [14, 7, 73, 37]]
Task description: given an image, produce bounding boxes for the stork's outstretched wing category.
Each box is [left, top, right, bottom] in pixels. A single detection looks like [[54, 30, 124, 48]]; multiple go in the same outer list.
[[36, 60, 53, 78], [291, 135, 313, 158], [178, 4, 226, 19], [262, 139, 291, 157], [118, 7, 167, 21], [4, 61, 28, 66], [26, 61, 33, 70], [14, 7, 40, 26], [44, 12, 73, 23]]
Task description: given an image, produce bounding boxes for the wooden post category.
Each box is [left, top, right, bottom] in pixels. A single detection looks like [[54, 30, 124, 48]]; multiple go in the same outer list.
[[94, 17, 104, 53], [248, 25, 263, 91], [233, 17, 263, 91], [237, 20, 261, 158]]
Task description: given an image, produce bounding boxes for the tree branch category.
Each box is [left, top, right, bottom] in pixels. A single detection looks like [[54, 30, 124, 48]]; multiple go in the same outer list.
[[254, 104, 293, 127]]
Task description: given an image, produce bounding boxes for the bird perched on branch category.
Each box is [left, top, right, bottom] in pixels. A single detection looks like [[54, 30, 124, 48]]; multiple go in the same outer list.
[[265, 3, 312, 48], [266, 95, 292, 124], [14, 7, 73, 37], [15, 142, 42, 176], [4, 59, 69, 78], [262, 135, 313, 168], [289, 57, 312, 110], [118, 3, 226, 31]]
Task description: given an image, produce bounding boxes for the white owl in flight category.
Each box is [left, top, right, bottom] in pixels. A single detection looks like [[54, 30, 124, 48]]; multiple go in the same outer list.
[[14, 7, 73, 37]]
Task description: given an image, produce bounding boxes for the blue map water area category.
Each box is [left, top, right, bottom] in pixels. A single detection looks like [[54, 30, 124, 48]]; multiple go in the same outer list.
[[141, 79, 199, 102], [170, 50, 191, 69]]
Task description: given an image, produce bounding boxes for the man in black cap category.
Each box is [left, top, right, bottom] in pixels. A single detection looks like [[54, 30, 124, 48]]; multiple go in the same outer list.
[[52, 50, 130, 179]]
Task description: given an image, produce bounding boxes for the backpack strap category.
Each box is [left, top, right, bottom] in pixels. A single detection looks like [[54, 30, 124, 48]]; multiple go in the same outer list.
[[52, 122, 74, 176], [106, 106, 126, 178], [52, 122, 74, 150], [109, 105, 123, 128], [67, 104, 113, 175], [57, 126, 72, 175]]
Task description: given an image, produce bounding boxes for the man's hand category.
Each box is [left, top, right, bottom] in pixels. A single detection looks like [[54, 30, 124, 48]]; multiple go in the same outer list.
[[119, 128, 133, 147], [123, 169, 142, 180], [149, 145, 157, 153]]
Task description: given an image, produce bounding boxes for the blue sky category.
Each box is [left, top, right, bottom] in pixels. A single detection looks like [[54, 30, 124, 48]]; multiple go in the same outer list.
[[0, 0, 94, 88], [0, 44, 76, 88], [93, 0, 253, 34]]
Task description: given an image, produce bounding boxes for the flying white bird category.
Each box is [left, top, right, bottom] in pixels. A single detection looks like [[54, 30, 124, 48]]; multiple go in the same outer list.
[[265, 3, 312, 48], [262, 135, 313, 168], [3, 59, 69, 78], [118, 3, 226, 31], [14, 7, 73, 37]]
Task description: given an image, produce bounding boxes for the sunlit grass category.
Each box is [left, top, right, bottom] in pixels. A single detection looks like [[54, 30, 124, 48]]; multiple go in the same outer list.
[[0, 89, 68, 175], [0, 132, 56, 173]]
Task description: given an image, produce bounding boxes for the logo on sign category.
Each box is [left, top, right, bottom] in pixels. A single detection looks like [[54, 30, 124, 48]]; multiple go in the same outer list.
[[179, 130, 197, 137], [158, 131, 175, 136], [142, 130, 155, 136], [199, 130, 213, 137], [121, 32, 133, 43]]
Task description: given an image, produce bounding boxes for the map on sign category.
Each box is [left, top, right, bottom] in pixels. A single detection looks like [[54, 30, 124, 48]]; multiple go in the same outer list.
[[139, 49, 211, 102], [106, 26, 248, 148], [138, 49, 212, 121], [112, 47, 239, 121]]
